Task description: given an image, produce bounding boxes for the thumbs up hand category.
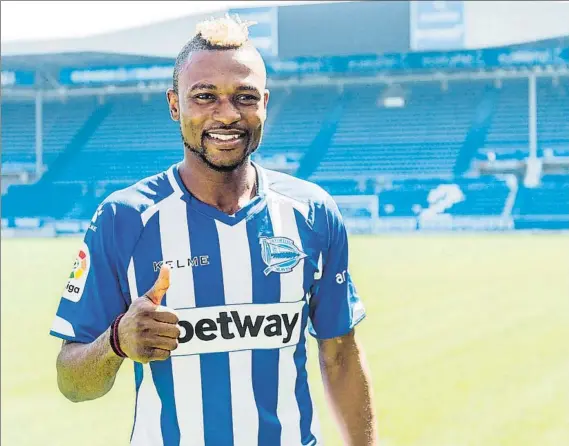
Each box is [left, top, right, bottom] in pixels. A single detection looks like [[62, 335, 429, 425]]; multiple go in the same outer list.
[[143, 264, 171, 306], [116, 266, 180, 363]]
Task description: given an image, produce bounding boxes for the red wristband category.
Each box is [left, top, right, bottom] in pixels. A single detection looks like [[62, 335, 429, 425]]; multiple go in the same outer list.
[[110, 313, 127, 358]]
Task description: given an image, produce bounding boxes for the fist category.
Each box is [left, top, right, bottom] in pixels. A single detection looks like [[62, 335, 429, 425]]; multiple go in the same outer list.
[[117, 266, 180, 363]]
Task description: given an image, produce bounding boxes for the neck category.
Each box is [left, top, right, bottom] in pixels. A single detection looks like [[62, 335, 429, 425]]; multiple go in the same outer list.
[[179, 153, 257, 215]]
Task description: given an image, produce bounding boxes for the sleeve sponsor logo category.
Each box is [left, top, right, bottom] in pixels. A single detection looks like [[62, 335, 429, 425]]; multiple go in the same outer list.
[[62, 242, 90, 302], [335, 270, 347, 284]]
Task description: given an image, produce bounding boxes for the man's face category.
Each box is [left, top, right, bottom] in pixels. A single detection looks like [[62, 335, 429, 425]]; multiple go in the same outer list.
[[167, 47, 269, 172]]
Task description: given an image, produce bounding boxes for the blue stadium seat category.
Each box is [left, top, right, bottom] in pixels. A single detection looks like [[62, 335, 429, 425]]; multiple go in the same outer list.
[[261, 86, 341, 159], [1, 97, 100, 167], [485, 79, 529, 150], [378, 177, 511, 217], [312, 81, 491, 178], [55, 95, 180, 181], [537, 77, 569, 148], [479, 77, 569, 160], [514, 175, 569, 216]]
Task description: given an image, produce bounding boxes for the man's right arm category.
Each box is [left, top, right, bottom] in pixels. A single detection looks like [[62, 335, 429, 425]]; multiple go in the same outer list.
[[57, 333, 124, 403], [56, 266, 179, 403]]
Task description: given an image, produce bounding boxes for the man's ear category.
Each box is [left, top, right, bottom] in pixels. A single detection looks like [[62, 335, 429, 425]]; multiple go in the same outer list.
[[264, 89, 270, 109], [166, 88, 180, 121]]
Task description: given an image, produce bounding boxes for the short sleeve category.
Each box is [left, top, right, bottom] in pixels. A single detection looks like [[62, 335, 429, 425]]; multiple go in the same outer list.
[[308, 195, 366, 340], [49, 200, 138, 344]]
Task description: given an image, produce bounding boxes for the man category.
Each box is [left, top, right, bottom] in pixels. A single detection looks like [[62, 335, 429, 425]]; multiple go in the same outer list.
[[51, 16, 378, 446]]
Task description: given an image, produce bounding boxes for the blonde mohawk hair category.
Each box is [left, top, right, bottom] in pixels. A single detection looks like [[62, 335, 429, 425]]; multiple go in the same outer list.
[[172, 14, 258, 93], [195, 14, 256, 47]]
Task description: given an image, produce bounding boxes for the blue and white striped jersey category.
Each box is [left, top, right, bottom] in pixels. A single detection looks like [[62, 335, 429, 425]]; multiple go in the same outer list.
[[50, 162, 366, 446]]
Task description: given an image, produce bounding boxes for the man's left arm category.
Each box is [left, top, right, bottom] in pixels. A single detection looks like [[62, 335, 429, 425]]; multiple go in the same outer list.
[[308, 194, 378, 445], [318, 329, 378, 446]]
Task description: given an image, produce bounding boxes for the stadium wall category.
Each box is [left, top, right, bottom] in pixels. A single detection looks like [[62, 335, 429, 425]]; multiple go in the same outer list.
[[277, 1, 411, 58], [464, 1, 569, 49]]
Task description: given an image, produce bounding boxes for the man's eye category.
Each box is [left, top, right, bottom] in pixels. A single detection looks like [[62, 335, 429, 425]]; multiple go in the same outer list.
[[237, 94, 259, 103], [194, 93, 214, 100]]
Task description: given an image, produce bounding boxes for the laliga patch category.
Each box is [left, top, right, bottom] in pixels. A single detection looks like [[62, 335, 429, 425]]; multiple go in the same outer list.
[[62, 242, 90, 302]]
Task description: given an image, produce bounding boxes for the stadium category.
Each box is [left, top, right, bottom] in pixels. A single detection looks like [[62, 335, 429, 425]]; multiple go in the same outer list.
[[1, 1, 568, 445]]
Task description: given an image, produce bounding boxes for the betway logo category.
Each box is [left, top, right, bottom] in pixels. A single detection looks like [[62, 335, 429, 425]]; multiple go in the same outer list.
[[173, 300, 305, 356]]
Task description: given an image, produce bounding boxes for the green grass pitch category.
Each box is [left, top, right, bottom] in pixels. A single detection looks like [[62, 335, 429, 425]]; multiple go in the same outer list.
[[2, 234, 568, 446]]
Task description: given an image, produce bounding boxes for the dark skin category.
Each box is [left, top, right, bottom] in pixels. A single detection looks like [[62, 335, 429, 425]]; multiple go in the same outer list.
[[56, 265, 177, 402], [56, 44, 378, 445], [166, 44, 269, 215]]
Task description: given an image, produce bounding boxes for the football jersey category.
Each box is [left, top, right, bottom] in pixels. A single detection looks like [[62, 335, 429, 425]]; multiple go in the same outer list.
[[50, 162, 366, 446]]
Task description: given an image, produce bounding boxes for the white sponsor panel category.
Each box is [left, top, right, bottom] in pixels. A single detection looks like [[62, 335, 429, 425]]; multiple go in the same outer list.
[[1, 71, 16, 86], [173, 300, 306, 356], [419, 216, 514, 231], [14, 217, 41, 229], [54, 220, 83, 233]]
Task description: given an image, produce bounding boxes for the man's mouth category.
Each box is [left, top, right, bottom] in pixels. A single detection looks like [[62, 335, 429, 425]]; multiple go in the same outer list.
[[204, 129, 247, 145]]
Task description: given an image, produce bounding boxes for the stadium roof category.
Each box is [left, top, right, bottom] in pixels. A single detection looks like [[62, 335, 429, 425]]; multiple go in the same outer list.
[[1, 10, 226, 58], [1, 52, 174, 72]]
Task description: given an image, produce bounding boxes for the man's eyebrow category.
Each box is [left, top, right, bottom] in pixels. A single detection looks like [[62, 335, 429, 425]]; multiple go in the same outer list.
[[236, 85, 261, 95], [188, 83, 261, 95], [189, 83, 217, 92]]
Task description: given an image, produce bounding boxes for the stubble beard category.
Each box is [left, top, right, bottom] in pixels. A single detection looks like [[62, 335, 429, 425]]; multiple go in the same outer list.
[[181, 132, 258, 173]]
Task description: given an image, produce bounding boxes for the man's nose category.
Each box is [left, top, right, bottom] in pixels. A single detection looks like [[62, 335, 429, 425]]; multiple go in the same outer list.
[[213, 98, 241, 125]]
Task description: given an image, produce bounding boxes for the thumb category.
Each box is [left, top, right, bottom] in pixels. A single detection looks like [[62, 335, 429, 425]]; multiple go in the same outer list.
[[144, 265, 171, 306]]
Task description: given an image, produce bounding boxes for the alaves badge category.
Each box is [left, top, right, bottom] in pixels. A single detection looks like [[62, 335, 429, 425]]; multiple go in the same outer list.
[[260, 236, 307, 276]]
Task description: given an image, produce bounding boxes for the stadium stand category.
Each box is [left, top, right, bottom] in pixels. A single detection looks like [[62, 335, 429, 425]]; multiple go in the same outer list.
[[484, 79, 530, 154], [1, 36, 568, 233], [478, 77, 569, 161], [313, 80, 492, 178], [1, 102, 35, 165], [55, 94, 181, 182], [1, 97, 100, 167], [2, 75, 568, 227], [262, 86, 340, 159], [537, 78, 569, 150]]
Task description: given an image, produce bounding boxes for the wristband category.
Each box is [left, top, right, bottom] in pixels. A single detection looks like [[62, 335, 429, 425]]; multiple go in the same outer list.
[[110, 313, 128, 358]]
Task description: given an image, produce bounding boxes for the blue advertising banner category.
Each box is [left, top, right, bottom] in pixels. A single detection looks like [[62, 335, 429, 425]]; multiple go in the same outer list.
[[59, 64, 174, 85], [1, 70, 35, 87], [486, 48, 567, 67], [410, 1, 465, 51], [406, 49, 482, 70], [56, 46, 569, 86]]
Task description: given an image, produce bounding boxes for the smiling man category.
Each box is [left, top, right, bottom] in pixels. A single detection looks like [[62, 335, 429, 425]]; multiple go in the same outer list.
[[50, 15, 378, 446]]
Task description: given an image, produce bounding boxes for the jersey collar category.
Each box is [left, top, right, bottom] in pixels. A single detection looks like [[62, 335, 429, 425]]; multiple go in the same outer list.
[[166, 161, 268, 226]]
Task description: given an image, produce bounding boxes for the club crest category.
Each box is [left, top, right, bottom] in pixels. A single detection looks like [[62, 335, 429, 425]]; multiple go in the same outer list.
[[260, 236, 307, 276]]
